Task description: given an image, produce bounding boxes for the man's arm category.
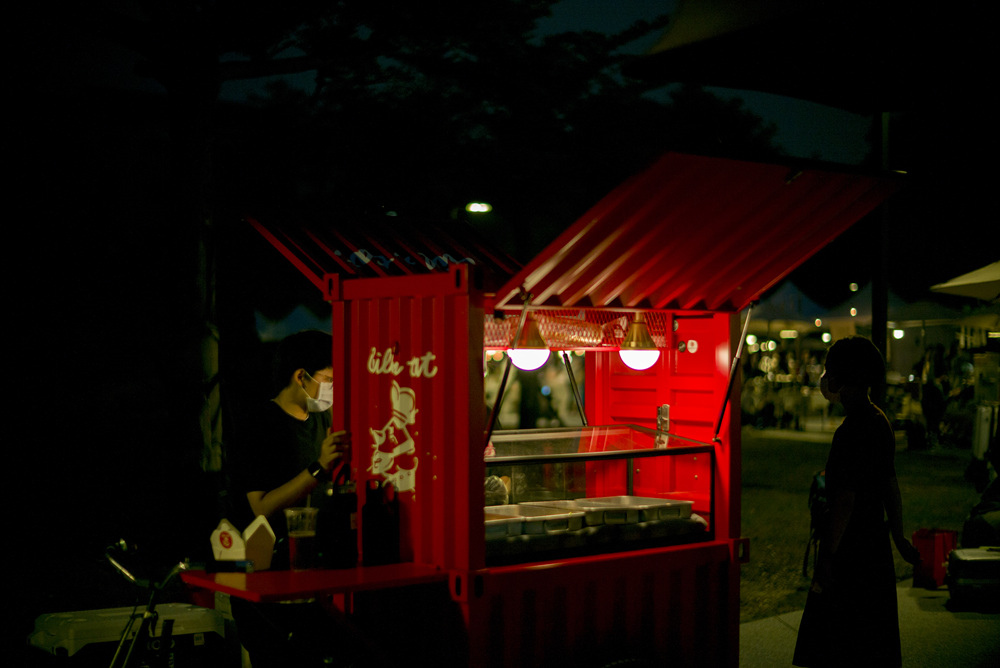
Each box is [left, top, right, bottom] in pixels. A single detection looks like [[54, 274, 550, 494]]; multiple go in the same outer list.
[[247, 471, 322, 520], [246, 429, 350, 520]]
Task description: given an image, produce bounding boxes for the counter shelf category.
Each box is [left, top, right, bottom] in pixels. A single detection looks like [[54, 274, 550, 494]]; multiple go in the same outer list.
[[180, 562, 446, 604]]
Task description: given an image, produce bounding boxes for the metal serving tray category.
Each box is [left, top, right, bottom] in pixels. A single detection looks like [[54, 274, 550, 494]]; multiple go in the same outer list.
[[484, 504, 585, 538], [524, 496, 692, 525], [485, 509, 523, 539]]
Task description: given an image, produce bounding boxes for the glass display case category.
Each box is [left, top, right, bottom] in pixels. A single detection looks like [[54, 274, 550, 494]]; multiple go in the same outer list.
[[484, 425, 715, 564]]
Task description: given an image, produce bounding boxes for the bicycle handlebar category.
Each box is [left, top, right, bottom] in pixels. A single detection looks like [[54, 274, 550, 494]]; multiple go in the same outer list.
[[105, 539, 188, 591]]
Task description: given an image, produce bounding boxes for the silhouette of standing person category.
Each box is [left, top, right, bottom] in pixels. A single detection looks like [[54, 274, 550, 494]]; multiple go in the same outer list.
[[793, 337, 921, 667]]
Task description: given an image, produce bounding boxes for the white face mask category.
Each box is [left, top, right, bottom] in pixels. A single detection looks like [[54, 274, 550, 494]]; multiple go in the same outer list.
[[304, 372, 334, 412]]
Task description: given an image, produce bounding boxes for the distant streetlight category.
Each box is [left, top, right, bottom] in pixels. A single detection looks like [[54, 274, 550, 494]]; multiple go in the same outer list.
[[465, 202, 492, 213]]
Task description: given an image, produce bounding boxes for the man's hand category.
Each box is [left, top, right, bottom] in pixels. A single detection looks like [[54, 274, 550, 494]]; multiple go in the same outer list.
[[320, 429, 351, 471]]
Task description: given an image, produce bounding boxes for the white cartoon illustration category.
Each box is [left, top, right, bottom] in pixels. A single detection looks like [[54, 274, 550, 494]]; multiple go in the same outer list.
[[368, 380, 420, 493]]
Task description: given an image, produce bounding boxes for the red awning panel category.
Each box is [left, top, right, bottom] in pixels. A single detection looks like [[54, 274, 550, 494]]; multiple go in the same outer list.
[[248, 215, 522, 295], [494, 153, 901, 313]]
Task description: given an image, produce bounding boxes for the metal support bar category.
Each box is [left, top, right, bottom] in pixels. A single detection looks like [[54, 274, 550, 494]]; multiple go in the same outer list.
[[561, 351, 587, 426], [712, 302, 756, 442], [484, 290, 531, 448]]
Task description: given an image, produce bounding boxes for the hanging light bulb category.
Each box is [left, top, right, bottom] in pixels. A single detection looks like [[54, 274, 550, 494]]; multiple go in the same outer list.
[[509, 313, 550, 371], [619, 312, 660, 370]]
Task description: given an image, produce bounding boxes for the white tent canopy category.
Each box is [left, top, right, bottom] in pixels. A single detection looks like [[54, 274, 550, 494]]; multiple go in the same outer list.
[[931, 261, 1000, 302]]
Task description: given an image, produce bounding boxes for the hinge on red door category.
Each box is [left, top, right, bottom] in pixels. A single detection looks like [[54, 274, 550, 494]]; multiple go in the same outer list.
[[732, 537, 750, 564], [449, 569, 486, 602]]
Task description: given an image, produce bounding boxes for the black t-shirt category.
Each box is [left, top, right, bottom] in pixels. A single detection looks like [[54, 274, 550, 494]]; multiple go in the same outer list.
[[231, 401, 331, 531]]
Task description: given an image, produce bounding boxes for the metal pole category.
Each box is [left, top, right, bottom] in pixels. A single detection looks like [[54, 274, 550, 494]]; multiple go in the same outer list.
[[562, 351, 587, 426], [713, 302, 756, 442], [484, 292, 531, 447]]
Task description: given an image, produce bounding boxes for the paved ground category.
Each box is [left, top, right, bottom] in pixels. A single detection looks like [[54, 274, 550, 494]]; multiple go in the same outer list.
[[739, 579, 999, 667]]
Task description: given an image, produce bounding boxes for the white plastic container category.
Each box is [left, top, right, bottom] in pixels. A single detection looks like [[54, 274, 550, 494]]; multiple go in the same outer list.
[[28, 603, 227, 662]]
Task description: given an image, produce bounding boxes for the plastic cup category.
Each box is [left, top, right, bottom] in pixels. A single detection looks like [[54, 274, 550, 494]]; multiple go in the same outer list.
[[284, 507, 319, 570]]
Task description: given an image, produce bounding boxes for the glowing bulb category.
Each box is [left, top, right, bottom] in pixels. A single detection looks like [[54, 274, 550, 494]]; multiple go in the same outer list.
[[509, 348, 549, 371], [893, 329, 904, 340], [619, 349, 660, 370], [618, 312, 660, 370], [746, 334, 757, 345], [465, 202, 492, 213]]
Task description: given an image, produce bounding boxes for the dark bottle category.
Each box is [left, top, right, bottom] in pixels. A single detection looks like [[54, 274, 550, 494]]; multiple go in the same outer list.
[[315, 481, 358, 569], [362, 480, 400, 566]]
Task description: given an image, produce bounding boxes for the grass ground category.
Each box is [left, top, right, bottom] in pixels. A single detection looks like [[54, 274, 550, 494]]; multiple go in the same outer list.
[[739, 427, 985, 623]]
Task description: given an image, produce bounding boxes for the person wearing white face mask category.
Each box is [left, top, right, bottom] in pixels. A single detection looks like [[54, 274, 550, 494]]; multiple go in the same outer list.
[[239, 330, 351, 527], [229, 330, 357, 667], [232, 330, 351, 545]]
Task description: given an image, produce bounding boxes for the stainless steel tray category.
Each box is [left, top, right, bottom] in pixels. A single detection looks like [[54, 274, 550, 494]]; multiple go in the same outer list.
[[484, 504, 585, 537], [520, 500, 607, 526], [524, 496, 692, 525], [485, 509, 523, 538]]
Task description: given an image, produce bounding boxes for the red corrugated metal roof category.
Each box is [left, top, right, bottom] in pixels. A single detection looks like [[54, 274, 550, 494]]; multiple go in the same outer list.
[[493, 152, 901, 312], [247, 215, 522, 295]]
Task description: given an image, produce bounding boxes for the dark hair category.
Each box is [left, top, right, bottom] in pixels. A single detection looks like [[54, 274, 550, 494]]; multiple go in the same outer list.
[[825, 336, 885, 390], [270, 330, 332, 394]]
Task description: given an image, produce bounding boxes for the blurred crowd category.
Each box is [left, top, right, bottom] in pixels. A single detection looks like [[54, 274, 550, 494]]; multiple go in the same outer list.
[[740, 340, 985, 452]]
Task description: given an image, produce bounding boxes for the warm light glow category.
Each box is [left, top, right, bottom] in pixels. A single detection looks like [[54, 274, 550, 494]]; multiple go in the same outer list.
[[509, 348, 550, 371], [814, 319, 822, 327], [822, 333, 832, 343], [779, 330, 798, 339], [509, 313, 549, 370], [618, 312, 660, 370], [746, 334, 758, 345], [465, 201, 492, 213], [850, 307, 858, 317], [893, 329, 905, 340], [849, 283, 859, 292], [619, 349, 660, 370]]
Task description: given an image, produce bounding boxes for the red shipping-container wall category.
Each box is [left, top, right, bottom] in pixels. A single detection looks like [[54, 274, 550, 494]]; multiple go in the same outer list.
[[586, 310, 740, 543], [328, 267, 744, 666], [328, 266, 487, 571]]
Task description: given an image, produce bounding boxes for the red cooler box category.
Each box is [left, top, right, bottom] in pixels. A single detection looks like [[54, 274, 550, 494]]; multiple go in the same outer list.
[[912, 528, 958, 589]]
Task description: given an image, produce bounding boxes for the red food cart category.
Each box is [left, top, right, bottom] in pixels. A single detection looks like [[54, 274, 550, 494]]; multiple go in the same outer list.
[[183, 152, 898, 666]]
